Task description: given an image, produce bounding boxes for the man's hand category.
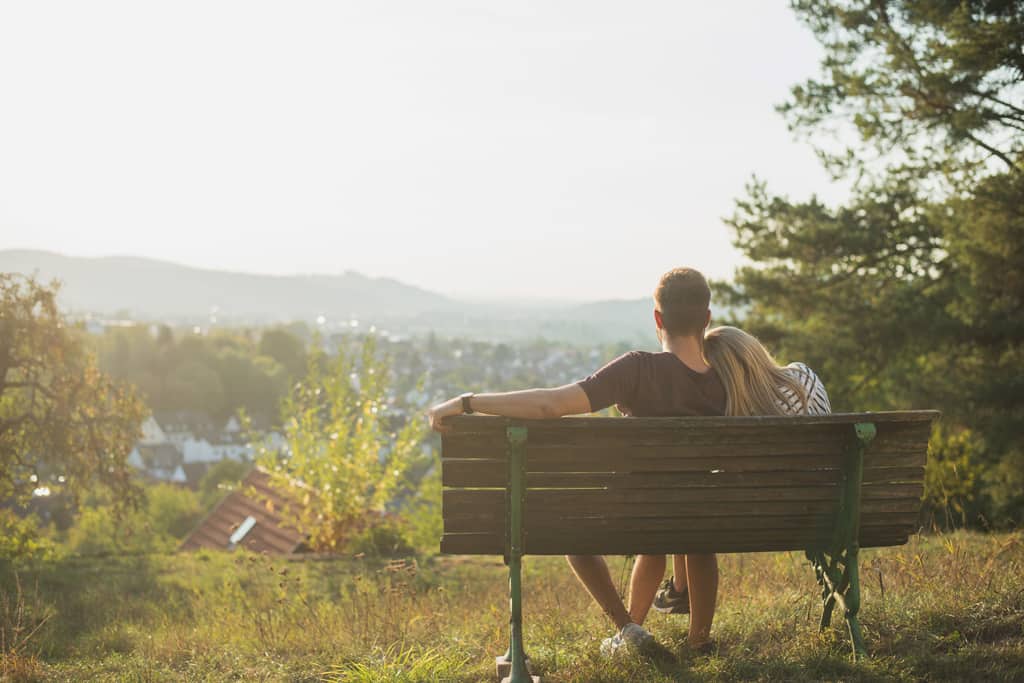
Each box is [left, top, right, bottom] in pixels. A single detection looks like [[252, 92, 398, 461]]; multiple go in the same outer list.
[[428, 396, 462, 433]]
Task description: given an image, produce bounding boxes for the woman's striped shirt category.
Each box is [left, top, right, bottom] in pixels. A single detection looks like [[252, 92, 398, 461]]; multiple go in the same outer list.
[[778, 361, 831, 416]]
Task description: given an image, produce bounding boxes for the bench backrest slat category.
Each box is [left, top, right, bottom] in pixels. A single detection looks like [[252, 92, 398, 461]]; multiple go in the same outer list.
[[440, 411, 937, 556]]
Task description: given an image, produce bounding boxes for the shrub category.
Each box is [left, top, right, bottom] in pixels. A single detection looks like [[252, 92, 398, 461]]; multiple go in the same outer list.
[[0, 511, 55, 561], [348, 518, 417, 558], [922, 426, 988, 529], [64, 484, 202, 556], [255, 335, 430, 552]]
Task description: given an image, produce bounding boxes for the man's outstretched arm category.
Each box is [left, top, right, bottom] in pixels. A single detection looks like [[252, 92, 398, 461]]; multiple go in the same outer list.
[[428, 383, 591, 432]]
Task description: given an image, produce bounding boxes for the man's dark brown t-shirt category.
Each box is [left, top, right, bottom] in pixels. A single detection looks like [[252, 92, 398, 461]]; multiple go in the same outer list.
[[577, 351, 727, 417]]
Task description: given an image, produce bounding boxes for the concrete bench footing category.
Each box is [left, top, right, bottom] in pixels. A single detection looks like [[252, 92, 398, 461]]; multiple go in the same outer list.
[[496, 655, 532, 681]]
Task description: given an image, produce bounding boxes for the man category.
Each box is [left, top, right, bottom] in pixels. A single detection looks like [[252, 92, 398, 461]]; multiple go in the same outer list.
[[428, 267, 722, 654]]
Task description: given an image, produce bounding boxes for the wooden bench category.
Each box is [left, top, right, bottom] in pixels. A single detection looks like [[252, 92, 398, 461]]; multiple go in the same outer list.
[[440, 410, 938, 682]]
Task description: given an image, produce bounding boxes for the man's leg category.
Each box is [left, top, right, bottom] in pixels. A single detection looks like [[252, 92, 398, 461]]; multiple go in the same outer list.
[[628, 554, 666, 625], [685, 553, 718, 646], [566, 555, 631, 629], [672, 554, 687, 592]]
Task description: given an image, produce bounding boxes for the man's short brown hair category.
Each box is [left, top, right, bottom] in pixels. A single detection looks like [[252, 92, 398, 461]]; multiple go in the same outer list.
[[654, 267, 711, 338]]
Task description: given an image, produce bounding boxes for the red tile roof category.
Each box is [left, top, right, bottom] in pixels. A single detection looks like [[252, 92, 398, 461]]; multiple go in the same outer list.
[[179, 467, 311, 555]]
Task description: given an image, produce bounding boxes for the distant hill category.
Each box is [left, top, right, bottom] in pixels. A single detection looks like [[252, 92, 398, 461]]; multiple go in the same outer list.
[[0, 250, 456, 321], [1, 250, 737, 345]]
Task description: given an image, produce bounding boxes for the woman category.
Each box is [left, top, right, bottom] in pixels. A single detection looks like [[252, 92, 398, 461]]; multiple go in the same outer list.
[[704, 325, 831, 417], [651, 325, 831, 618]]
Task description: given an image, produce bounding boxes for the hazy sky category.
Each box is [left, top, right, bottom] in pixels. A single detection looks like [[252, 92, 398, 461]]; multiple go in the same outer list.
[[0, 1, 845, 301]]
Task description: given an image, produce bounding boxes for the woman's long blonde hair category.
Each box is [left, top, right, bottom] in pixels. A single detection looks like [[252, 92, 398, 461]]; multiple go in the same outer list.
[[704, 326, 807, 417]]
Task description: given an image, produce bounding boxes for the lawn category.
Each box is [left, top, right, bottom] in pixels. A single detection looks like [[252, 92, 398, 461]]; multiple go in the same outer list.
[[1, 530, 1022, 681]]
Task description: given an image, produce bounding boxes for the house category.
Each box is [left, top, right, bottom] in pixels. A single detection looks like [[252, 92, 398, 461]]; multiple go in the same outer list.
[[128, 413, 186, 482], [179, 468, 311, 555], [212, 442, 252, 461], [182, 437, 219, 464], [156, 411, 215, 450], [127, 449, 145, 469], [129, 414, 270, 488], [223, 416, 242, 437], [163, 427, 193, 452], [127, 443, 184, 481], [139, 416, 168, 446], [182, 437, 252, 464], [167, 465, 187, 484]]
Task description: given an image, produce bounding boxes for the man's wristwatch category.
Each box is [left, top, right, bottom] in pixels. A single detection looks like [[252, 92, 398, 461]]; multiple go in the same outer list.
[[460, 392, 475, 414]]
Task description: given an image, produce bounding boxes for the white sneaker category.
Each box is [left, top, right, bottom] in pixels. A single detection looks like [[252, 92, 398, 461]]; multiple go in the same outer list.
[[599, 623, 655, 657]]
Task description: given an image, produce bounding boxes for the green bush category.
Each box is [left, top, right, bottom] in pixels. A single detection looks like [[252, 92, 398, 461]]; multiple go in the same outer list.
[[923, 427, 988, 529], [65, 484, 202, 556], [982, 447, 1024, 528], [145, 484, 203, 538], [348, 518, 416, 558], [255, 335, 430, 552], [0, 511, 56, 561]]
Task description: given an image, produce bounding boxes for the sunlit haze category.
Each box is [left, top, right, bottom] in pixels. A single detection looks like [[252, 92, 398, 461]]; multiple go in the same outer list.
[[0, 1, 846, 301]]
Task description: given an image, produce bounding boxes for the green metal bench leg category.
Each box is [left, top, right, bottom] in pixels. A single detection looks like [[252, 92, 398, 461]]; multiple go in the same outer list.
[[807, 422, 875, 662], [844, 548, 866, 658], [507, 553, 530, 682], [503, 426, 537, 683]]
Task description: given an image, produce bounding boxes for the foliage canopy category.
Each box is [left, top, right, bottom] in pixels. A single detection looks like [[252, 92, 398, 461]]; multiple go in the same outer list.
[[94, 326, 298, 426], [0, 275, 145, 508], [726, 0, 1023, 525], [783, 0, 1023, 183]]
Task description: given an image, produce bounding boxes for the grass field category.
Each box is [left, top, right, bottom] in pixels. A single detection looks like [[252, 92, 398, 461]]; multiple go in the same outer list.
[[1, 530, 1022, 682]]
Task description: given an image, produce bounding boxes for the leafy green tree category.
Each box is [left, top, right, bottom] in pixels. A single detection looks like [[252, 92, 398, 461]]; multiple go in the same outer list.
[[95, 326, 291, 424], [258, 328, 308, 379], [213, 348, 286, 424], [782, 0, 1023, 184], [0, 275, 145, 510], [164, 359, 226, 417], [725, 0, 1023, 526], [255, 335, 429, 551]]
